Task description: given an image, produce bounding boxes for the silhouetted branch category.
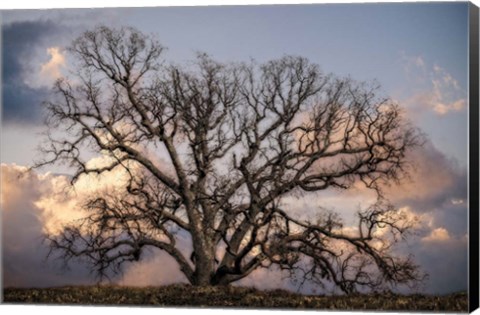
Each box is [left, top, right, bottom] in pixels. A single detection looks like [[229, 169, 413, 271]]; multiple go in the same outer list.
[[40, 26, 425, 291]]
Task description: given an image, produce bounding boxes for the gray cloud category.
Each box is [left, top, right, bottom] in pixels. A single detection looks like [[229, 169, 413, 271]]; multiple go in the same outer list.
[[2, 21, 57, 82], [289, 140, 469, 295], [2, 20, 62, 125], [0, 144, 469, 294], [1, 162, 191, 288], [2, 84, 49, 124], [386, 142, 468, 294], [388, 141, 467, 212], [1, 9, 127, 125], [413, 237, 468, 294], [1, 164, 93, 288]]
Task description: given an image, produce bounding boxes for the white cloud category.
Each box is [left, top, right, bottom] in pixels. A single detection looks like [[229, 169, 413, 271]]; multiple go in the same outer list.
[[451, 199, 464, 205], [0, 138, 469, 293], [24, 46, 66, 89], [41, 47, 65, 79], [401, 54, 466, 116], [1, 160, 190, 287], [1, 163, 92, 287], [421, 227, 451, 243]]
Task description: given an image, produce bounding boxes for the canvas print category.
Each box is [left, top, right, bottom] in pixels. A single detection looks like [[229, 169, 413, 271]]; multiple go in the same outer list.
[[1, 2, 478, 312]]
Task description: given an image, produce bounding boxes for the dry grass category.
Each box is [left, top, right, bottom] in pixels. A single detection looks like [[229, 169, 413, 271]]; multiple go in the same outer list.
[[2, 284, 468, 312]]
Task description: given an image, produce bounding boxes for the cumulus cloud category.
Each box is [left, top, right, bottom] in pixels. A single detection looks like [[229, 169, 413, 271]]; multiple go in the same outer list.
[[24, 47, 67, 89], [1, 9, 126, 125], [383, 142, 467, 293], [1, 160, 190, 288], [421, 227, 451, 243], [386, 141, 467, 212], [291, 138, 469, 294], [260, 133, 468, 294], [1, 164, 92, 287], [289, 139, 466, 224], [1, 21, 61, 124], [0, 137, 469, 294]]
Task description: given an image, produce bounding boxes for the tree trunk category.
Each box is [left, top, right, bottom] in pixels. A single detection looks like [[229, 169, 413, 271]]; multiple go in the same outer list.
[[190, 234, 216, 286]]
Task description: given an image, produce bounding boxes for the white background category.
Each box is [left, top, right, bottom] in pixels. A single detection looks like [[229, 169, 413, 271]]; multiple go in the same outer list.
[[0, 1, 479, 315]]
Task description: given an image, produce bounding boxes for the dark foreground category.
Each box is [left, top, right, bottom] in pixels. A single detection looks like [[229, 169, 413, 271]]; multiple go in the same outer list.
[[2, 284, 468, 312]]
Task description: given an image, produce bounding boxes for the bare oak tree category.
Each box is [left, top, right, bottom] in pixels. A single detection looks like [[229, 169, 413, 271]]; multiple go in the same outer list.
[[38, 26, 424, 292]]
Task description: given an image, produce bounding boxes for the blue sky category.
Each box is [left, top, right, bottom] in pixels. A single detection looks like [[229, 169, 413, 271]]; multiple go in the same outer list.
[[0, 2, 473, 295], [121, 3, 469, 166], [1, 2, 470, 166]]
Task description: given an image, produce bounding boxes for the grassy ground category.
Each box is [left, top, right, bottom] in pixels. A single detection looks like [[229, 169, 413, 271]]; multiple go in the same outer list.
[[2, 284, 469, 312]]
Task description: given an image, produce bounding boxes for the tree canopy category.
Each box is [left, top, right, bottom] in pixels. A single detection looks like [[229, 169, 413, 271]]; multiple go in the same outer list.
[[39, 26, 424, 292]]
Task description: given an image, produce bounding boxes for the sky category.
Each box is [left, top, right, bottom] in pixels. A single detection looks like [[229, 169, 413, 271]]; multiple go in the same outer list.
[[0, 2, 473, 296]]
